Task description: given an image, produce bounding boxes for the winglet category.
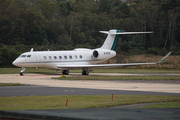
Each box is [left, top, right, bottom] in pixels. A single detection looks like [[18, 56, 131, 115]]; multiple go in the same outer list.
[[157, 52, 171, 64]]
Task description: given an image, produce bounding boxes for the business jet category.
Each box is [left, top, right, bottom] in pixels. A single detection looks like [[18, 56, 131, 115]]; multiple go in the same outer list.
[[12, 29, 171, 76]]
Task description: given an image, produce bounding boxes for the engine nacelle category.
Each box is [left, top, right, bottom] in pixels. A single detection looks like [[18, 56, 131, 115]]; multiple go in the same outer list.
[[91, 49, 116, 60], [92, 50, 99, 58]]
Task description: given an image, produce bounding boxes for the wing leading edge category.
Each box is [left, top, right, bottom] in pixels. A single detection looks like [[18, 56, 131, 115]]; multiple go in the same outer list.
[[57, 52, 171, 69]]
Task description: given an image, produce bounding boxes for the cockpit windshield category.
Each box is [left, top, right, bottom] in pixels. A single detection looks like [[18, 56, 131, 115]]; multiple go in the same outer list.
[[19, 54, 32, 58], [21, 55, 26, 58]]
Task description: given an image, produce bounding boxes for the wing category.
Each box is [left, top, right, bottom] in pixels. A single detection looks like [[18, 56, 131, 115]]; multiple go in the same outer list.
[[57, 63, 156, 69], [57, 52, 171, 69]]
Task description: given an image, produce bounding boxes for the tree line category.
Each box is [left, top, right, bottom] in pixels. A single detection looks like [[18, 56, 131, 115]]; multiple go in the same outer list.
[[0, 0, 180, 67]]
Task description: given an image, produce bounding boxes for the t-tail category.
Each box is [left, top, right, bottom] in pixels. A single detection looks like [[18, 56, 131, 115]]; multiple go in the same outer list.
[[100, 29, 153, 50]]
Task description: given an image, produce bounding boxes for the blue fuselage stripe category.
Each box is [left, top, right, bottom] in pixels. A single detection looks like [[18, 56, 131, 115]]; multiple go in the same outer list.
[[111, 30, 120, 50]]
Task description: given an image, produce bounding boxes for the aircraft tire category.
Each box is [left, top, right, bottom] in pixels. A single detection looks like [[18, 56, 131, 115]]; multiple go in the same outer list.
[[62, 70, 69, 75], [82, 70, 89, 75], [20, 72, 24, 76], [65, 70, 69, 75], [62, 70, 65, 75]]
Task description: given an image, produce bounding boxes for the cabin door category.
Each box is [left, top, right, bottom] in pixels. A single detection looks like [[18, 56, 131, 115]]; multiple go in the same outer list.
[[35, 53, 40, 66]]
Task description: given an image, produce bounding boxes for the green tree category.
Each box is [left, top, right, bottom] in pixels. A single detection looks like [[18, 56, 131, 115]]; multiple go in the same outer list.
[[0, 45, 19, 67], [57, 34, 72, 46], [115, 2, 130, 18], [98, 0, 111, 13], [88, 36, 97, 46], [46, 19, 65, 44], [129, 35, 144, 50], [120, 41, 131, 52], [74, 2, 89, 13]]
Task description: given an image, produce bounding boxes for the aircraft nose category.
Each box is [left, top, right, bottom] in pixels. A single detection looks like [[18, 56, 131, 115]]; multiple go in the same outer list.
[[12, 59, 20, 67], [12, 60, 17, 66]]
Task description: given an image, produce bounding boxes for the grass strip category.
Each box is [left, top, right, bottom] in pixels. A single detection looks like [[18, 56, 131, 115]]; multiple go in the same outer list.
[[0, 95, 180, 110], [53, 75, 180, 80], [0, 68, 180, 74], [0, 83, 25, 87]]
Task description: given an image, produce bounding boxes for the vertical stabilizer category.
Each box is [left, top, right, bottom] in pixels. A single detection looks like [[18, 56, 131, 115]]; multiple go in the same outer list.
[[100, 29, 153, 50], [100, 29, 120, 50]]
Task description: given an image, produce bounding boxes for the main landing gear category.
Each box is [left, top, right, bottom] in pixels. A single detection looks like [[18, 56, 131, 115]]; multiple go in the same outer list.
[[62, 70, 69, 75], [20, 67, 26, 76], [61, 69, 92, 75], [82, 69, 92, 75], [82, 70, 89, 75]]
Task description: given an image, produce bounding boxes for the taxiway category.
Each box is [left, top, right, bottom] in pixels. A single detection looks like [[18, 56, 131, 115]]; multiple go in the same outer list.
[[0, 73, 180, 95], [1, 73, 180, 120]]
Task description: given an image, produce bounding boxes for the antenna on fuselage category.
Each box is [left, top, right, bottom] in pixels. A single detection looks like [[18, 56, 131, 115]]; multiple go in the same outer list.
[[30, 48, 33, 52]]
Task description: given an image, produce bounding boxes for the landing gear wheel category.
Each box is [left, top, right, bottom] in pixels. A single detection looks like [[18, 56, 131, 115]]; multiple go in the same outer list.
[[62, 70, 69, 75], [20, 72, 24, 76], [20, 67, 26, 76], [82, 70, 89, 75]]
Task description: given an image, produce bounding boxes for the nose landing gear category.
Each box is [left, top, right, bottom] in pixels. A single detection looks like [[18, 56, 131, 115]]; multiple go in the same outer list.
[[20, 67, 26, 76]]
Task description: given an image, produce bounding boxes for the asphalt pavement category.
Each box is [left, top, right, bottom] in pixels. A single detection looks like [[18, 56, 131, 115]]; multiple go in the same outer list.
[[1, 108, 180, 120], [1, 73, 180, 120], [0, 86, 179, 97]]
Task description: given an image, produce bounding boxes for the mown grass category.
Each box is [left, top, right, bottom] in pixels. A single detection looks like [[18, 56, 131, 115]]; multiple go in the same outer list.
[[0, 83, 25, 87], [0, 68, 55, 74], [0, 95, 180, 110], [0, 68, 180, 74], [53, 75, 180, 80]]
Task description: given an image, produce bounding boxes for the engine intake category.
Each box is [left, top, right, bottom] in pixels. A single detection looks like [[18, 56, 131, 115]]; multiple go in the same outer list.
[[93, 50, 99, 58], [91, 49, 116, 60]]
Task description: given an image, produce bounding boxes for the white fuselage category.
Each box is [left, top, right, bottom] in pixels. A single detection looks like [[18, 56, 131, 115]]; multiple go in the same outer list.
[[12, 29, 163, 75], [13, 48, 116, 70]]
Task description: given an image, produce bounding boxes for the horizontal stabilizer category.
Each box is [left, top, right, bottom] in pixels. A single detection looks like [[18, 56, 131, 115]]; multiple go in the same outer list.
[[100, 30, 153, 35], [111, 31, 153, 35], [99, 31, 109, 34]]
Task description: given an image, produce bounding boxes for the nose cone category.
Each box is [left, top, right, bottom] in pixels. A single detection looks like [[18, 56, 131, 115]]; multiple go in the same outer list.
[[12, 59, 17, 66], [12, 59, 21, 67]]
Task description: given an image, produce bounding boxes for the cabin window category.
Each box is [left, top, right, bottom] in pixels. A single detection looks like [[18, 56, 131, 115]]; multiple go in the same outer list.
[[69, 55, 72, 59], [54, 56, 57, 59], [49, 56, 52, 60], [27, 55, 31, 57], [64, 56, 67, 59], [59, 56, 62, 59], [75, 55, 77, 59], [79, 55, 82, 59], [43, 56, 46, 60], [21, 55, 26, 58]]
